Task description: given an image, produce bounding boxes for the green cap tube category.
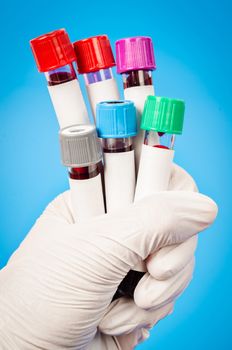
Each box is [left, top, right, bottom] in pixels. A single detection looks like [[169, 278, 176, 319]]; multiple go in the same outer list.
[[141, 96, 185, 134]]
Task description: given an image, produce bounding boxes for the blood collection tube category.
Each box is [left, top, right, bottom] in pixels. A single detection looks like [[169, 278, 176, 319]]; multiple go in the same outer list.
[[119, 96, 185, 299], [116, 37, 157, 170], [59, 124, 105, 221], [73, 35, 120, 120], [96, 100, 137, 214], [135, 96, 185, 200], [30, 29, 89, 129], [96, 100, 138, 301]]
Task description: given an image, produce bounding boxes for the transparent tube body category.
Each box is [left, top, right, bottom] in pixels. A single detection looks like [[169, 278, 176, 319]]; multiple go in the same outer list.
[[102, 137, 133, 153], [144, 131, 175, 150], [69, 161, 104, 180], [122, 70, 153, 89], [84, 68, 113, 85], [45, 63, 77, 85]]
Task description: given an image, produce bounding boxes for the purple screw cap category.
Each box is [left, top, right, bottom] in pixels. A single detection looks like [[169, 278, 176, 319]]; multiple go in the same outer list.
[[116, 36, 156, 74]]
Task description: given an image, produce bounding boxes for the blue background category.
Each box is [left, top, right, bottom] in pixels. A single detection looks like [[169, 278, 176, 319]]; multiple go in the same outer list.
[[0, 0, 231, 348]]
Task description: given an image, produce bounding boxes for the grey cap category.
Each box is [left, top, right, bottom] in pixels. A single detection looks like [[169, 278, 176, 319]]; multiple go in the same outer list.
[[59, 124, 103, 167]]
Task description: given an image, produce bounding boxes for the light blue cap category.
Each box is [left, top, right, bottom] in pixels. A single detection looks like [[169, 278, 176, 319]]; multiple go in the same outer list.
[[96, 100, 137, 139]]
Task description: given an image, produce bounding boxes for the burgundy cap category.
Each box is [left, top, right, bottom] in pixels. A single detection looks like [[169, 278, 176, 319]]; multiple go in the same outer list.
[[30, 29, 76, 72], [116, 36, 156, 74], [73, 35, 115, 74]]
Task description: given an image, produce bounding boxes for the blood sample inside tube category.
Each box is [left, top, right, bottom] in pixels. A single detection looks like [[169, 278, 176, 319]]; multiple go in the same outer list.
[[30, 29, 89, 129], [102, 138, 133, 153], [144, 131, 175, 150], [60, 124, 106, 217], [69, 162, 104, 180], [46, 63, 77, 86], [123, 70, 153, 89], [69, 161, 106, 211]]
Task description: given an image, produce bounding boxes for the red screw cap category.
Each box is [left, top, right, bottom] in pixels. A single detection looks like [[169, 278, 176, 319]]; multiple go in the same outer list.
[[73, 35, 116, 74], [30, 29, 76, 72]]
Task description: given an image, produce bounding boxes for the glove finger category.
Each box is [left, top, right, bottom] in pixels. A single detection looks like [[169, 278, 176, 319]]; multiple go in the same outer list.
[[134, 258, 195, 310], [42, 191, 75, 224], [169, 164, 198, 192], [99, 297, 173, 336], [94, 191, 217, 267], [147, 235, 198, 280], [148, 164, 198, 278], [142, 165, 198, 281]]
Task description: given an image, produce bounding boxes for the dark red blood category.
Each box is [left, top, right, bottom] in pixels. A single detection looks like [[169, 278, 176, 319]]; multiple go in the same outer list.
[[123, 70, 152, 89], [48, 72, 76, 86], [158, 132, 165, 136], [103, 145, 133, 153], [153, 145, 169, 150], [69, 161, 106, 212], [103, 140, 133, 153], [69, 162, 103, 180]]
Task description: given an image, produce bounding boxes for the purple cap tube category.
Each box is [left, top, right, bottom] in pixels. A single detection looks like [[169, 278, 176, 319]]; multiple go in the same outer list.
[[115, 36, 157, 172]]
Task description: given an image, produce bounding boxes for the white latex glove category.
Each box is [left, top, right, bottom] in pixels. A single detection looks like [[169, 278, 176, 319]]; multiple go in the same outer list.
[[135, 164, 199, 310], [99, 164, 198, 344], [0, 181, 217, 350]]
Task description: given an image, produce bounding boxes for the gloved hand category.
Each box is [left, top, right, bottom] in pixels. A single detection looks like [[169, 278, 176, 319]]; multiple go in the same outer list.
[[0, 167, 217, 350], [99, 164, 199, 347]]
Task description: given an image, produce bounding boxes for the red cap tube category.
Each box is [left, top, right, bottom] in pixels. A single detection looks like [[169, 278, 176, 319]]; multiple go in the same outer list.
[[30, 29, 76, 72]]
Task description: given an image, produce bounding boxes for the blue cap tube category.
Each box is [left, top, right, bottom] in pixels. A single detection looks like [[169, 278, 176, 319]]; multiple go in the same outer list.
[[96, 100, 140, 301]]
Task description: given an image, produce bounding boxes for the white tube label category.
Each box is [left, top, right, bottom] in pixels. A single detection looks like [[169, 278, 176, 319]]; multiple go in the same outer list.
[[104, 151, 136, 213], [135, 144, 174, 202], [48, 79, 89, 129], [124, 85, 158, 172], [69, 174, 105, 221], [133, 144, 174, 272], [86, 79, 120, 121]]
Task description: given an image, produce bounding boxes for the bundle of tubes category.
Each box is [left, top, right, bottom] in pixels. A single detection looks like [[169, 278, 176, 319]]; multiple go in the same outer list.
[[30, 29, 185, 300]]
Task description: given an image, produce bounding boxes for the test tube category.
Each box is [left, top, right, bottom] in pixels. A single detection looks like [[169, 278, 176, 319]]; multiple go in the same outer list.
[[96, 101, 137, 214], [59, 124, 105, 221], [119, 96, 185, 299], [30, 29, 89, 129], [96, 100, 138, 300], [116, 37, 157, 170], [73, 35, 120, 120], [135, 96, 185, 200]]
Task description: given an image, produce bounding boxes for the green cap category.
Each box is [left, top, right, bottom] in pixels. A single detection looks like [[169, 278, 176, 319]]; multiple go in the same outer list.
[[141, 96, 185, 134]]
